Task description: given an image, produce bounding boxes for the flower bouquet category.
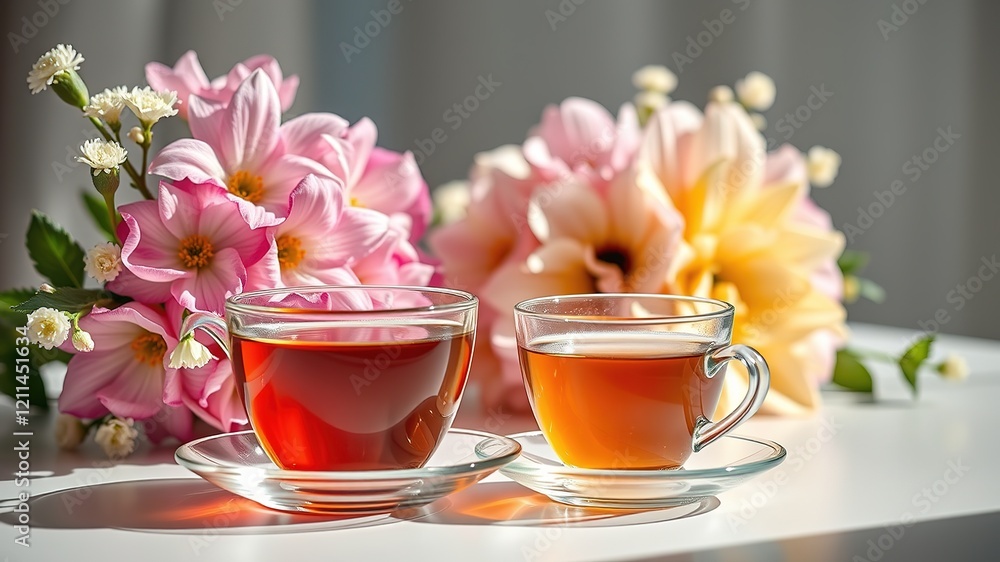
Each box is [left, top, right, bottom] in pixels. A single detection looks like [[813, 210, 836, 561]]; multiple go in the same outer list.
[[4, 45, 433, 457], [429, 66, 964, 416]]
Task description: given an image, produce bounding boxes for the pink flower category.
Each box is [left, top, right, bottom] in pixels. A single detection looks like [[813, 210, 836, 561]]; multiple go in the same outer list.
[[353, 215, 435, 286], [246, 175, 389, 289], [146, 51, 298, 119], [59, 303, 182, 421], [320, 119, 433, 242], [110, 180, 271, 315], [149, 70, 337, 224], [141, 404, 195, 444], [179, 357, 247, 433], [523, 97, 640, 188]]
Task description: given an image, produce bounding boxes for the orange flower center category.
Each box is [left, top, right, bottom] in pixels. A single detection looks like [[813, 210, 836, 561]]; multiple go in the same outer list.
[[178, 234, 215, 269], [595, 246, 631, 276], [276, 235, 305, 270], [227, 170, 264, 203], [131, 332, 167, 366]]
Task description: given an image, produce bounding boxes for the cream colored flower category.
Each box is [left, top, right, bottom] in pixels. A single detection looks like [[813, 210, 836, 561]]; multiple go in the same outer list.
[[85, 242, 122, 282], [807, 145, 841, 187], [433, 181, 472, 225], [168, 335, 214, 369], [94, 417, 138, 459], [123, 86, 178, 126], [127, 126, 144, 144], [749, 112, 767, 131], [72, 329, 95, 353], [27, 44, 84, 94], [634, 91, 669, 115], [938, 354, 968, 381], [735, 71, 776, 111], [76, 140, 128, 176], [708, 85, 735, 103], [26, 307, 71, 349], [640, 101, 847, 415], [83, 86, 129, 126], [54, 414, 87, 450], [632, 65, 677, 94]]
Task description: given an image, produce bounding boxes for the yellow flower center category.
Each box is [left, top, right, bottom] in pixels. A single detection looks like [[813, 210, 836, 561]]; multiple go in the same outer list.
[[178, 234, 215, 269], [349, 196, 363, 207], [227, 170, 264, 203], [131, 332, 167, 366], [276, 235, 305, 270]]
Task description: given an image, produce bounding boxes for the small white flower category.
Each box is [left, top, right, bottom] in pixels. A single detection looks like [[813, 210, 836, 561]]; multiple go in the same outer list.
[[83, 86, 129, 125], [127, 126, 145, 144], [76, 139, 128, 176], [432, 181, 472, 225], [27, 44, 84, 94], [807, 145, 842, 188], [72, 330, 95, 353], [54, 413, 87, 450], [631, 65, 677, 94], [735, 71, 776, 111], [168, 335, 215, 369], [749, 112, 767, 131], [634, 91, 669, 114], [26, 307, 71, 350], [708, 85, 735, 104], [85, 242, 123, 283], [94, 417, 138, 459], [38, 283, 56, 293], [123, 86, 178, 126], [938, 354, 968, 381]]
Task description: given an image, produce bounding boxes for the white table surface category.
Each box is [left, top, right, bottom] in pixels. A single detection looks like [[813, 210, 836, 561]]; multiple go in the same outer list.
[[2, 323, 999, 561]]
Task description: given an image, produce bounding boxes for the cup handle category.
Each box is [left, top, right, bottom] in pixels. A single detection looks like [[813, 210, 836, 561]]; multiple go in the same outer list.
[[692, 344, 769, 452], [178, 312, 232, 360]]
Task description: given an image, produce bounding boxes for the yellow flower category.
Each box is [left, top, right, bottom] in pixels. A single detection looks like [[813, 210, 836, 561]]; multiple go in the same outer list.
[[639, 100, 847, 415]]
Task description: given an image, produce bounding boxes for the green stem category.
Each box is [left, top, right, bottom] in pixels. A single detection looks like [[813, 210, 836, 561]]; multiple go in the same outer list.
[[101, 189, 119, 240], [845, 347, 898, 364]]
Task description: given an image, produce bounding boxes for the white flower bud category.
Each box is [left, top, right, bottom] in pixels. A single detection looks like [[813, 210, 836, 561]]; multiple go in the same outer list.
[[72, 330, 95, 353], [708, 85, 734, 104], [55, 413, 87, 450], [938, 354, 968, 381], [94, 417, 138, 459], [749, 112, 767, 130], [432, 181, 472, 225], [169, 336, 215, 369], [38, 283, 56, 293], [631, 65, 677, 94], [735, 71, 776, 111], [807, 146, 842, 188], [127, 126, 145, 144]]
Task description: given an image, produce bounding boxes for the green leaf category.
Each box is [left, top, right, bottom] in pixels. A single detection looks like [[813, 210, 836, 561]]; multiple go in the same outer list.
[[81, 191, 118, 242], [11, 287, 107, 314], [0, 326, 51, 411], [838, 249, 870, 276], [25, 211, 86, 288], [832, 349, 874, 392], [899, 335, 935, 394], [857, 278, 886, 303], [0, 288, 36, 326]]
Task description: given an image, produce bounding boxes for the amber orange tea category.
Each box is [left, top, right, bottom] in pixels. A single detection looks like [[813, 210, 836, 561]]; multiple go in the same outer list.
[[232, 330, 473, 471], [520, 333, 725, 470]]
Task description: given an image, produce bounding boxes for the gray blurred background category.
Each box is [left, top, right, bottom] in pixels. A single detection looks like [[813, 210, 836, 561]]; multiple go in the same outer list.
[[2, 0, 997, 339]]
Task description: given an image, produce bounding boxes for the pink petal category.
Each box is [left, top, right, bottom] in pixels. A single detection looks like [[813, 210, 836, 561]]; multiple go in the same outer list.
[[282, 265, 359, 288], [144, 404, 194, 444], [118, 201, 188, 283], [171, 248, 246, 314], [186, 95, 227, 153], [106, 268, 174, 304], [341, 118, 377, 187], [278, 75, 299, 113], [528, 180, 608, 244], [148, 138, 226, 184], [195, 196, 272, 265], [257, 153, 337, 213], [480, 239, 594, 313], [218, 69, 281, 172], [280, 113, 348, 159], [244, 239, 282, 291], [308, 207, 388, 268], [59, 350, 132, 418], [280, 174, 344, 234], [97, 360, 167, 419]]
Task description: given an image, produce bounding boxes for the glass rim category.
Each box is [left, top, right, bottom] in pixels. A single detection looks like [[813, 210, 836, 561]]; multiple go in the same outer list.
[[513, 293, 734, 324], [224, 284, 478, 316]]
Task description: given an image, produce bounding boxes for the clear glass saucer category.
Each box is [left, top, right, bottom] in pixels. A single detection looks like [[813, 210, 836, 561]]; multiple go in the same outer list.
[[477, 432, 785, 509], [175, 429, 521, 515]]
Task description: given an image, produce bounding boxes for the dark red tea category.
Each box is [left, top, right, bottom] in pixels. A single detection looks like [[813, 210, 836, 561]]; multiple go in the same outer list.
[[231, 332, 473, 471]]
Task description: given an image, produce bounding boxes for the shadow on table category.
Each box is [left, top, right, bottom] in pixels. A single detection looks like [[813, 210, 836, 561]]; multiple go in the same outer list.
[[418, 482, 719, 527], [0, 478, 440, 534]]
